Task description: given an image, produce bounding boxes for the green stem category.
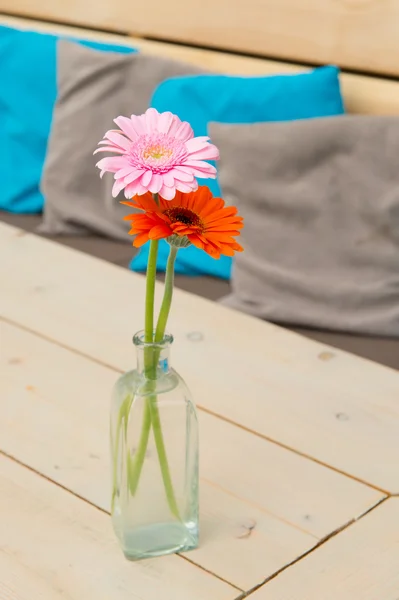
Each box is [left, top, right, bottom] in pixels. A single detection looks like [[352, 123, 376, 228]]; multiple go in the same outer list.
[[124, 236, 159, 496], [155, 246, 177, 342], [127, 399, 151, 495], [124, 235, 180, 520], [145, 240, 159, 344], [150, 245, 180, 518], [149, 398, 180, 519]]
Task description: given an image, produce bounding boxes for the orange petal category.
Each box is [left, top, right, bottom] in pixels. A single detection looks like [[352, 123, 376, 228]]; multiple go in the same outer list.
[[206, 225, 243, 235], [123, 213, 138, 221], [202, 208, 239, 225], [129, 217, 158, 233], [219, 241, 243, 255], [232, 241, 244, 252], [130, 192, 160, 212], [133, 232, 150, 247], [205, 233, 238, 243], [125, 213, 152, 224], [188, 235, 205, 250], [218, 245, 235, 257], [148, 224, 172, 239], [120, 199, 144, 211], [204, 244, 221, 259], [199, 197, 225, 218]]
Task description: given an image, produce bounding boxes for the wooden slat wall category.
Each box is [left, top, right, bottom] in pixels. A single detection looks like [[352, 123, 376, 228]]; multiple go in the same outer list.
[[2, 0, 399, 76], [2, 14, 399, 116]]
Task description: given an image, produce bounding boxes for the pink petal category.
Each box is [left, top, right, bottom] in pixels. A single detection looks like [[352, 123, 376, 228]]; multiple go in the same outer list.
[[185, 137, 211, 152], [183, 160, 217, 176], [162, 171, 175, 187], [113, 116, 139, 141], [124, 169, 145, 184], [112, 178, 126, 197], [198, 171, 217, 179], [169, 167, 195, 183], [159, 184, 176, 200], [136, 184, 149, 196], [140, 170, 153, 187], [130, 114, 146, 136], [167, 114, 184, 138], [125, 180, 148, 198], [174, 121, 194, 142], [96, 156, 127, 172], [176, 181, 198, 194], [144, 108, 161, 133], [97, 140, 118, 146], [148, 173, 163, 194], [157, 111, 175, 134], [137, 114, 148, 128], [113, 166, 137, 179], [94, 145, 125, 155], [104, 131, 130, 150], [186, 143, 220, 161], [172, 164, 213, 179], [124, 182, 139, 198]]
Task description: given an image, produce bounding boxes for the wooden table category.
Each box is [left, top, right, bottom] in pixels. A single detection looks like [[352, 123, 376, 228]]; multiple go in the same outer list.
[[1, 221, 399, 599]]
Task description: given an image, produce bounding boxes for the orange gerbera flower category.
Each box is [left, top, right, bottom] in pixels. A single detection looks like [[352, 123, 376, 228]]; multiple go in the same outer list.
[[121, 186, 243, 259]]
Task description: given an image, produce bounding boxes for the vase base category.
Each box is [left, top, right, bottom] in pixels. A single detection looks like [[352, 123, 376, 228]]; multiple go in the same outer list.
[[121, 521, 199, 561]]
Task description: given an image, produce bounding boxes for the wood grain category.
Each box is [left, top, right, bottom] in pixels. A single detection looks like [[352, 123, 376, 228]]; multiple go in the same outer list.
[[2, 15, 399, 115], [2, 0, 399, 76], [0, 454, 236, 600], [251, 498, 399, 600], [1, 224, 398, 494], [1, 319, 385, 589]]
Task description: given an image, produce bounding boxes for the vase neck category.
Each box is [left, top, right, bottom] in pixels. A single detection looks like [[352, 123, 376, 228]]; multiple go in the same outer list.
[[133, 330, 173, 379]]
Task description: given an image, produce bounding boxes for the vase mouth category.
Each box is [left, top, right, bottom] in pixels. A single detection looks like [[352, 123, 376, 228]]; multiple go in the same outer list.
[[133, 330, 174, 348]]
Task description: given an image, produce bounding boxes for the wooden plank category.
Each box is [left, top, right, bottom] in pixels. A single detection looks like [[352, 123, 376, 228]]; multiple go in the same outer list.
[[0, 454, 236, 600], [251, 498, 399, 600], [2, 15, 399, 115], [2, 0, 399, 76], [0, 320, 384, 590], [1, 223, 398, 493], [0, 0, 128, 32]]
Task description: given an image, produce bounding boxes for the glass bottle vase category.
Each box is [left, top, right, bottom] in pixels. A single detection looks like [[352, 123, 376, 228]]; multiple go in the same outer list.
[[110, 331, 199, 560]]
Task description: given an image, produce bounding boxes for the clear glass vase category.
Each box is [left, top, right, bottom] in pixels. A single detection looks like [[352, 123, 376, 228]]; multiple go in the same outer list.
[[110, 331, 199, 560]]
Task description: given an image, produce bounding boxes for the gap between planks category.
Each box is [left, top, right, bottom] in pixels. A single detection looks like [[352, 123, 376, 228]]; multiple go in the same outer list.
[[1, 315, 390, 497], [0, 447, 388, 600], [232, 495, 390, 600], [0, 448, 243, 593]]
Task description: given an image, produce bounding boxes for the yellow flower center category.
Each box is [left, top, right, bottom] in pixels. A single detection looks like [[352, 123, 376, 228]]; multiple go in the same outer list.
[[143, 144, 173, 161]]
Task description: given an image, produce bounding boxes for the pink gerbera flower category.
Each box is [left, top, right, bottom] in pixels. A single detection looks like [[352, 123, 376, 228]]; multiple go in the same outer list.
[[94, 108, 219, 200]]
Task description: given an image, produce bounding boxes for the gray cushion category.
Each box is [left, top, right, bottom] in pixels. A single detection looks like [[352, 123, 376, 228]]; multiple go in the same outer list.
[[210, 116, 399, 337], [39, 40, 203, 240]]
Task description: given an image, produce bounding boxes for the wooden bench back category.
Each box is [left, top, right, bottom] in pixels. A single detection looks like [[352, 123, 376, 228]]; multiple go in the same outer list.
[[1, 3, 399, 115]]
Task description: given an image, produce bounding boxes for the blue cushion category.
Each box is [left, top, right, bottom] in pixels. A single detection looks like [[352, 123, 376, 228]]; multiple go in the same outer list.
[[130, 239, 232, 278], [131, 66, 345, 278], [0, 25, 136, 214]]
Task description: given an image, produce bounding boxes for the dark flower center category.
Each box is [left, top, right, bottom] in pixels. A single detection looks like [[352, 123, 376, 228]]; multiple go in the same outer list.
[[164, 207, 202, 228]]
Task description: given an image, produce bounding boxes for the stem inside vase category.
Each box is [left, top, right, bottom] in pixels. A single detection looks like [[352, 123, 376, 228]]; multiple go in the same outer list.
[[112, 239, 180, 519]]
